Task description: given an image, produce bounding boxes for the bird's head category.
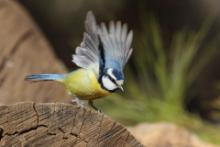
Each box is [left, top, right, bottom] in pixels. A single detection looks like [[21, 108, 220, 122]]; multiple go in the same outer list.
[[101, 68, 124, 92]]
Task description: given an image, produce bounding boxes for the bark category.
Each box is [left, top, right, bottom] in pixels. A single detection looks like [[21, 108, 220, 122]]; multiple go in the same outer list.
[[0, 102, 143, 147], [0, 2, 143, 146], [0, 0, 70, 104]]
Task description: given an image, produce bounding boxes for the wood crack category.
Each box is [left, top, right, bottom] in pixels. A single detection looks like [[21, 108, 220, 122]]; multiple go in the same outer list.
[[2, 125, 48, 138], [32, 102, 39, 125], [70, 132, 88, 144], [0, 102, 143, 146]]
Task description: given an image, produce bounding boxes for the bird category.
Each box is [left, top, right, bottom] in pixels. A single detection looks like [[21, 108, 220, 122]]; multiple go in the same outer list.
[[25, 11, 133, 111]]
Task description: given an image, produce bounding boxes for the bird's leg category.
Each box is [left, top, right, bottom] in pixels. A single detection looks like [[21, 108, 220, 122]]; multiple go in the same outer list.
[[71, 97, 85, 108], [88, 100, 101, 112]]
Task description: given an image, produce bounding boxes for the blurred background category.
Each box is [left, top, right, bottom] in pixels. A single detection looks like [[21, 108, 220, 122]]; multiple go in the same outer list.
[[18, 0, 220, 144]]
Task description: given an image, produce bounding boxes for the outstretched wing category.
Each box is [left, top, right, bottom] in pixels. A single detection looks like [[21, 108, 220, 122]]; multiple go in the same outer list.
[[72, 11, 100, 75], [98, 21, 133, 70]]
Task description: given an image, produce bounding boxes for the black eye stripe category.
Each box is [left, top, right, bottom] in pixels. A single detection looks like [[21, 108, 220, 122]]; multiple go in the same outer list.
[[107, 75, 117, 85]]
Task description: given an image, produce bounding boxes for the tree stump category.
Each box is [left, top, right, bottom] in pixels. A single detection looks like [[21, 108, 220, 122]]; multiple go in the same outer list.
[[0, 0, 70, 104], [0, 1, 143, 146], [0, 102, 143, 147]]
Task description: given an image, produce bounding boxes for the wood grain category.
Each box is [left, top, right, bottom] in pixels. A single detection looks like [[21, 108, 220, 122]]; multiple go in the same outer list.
[[0, 102, 143, 147], [0, 0, 70, 104]]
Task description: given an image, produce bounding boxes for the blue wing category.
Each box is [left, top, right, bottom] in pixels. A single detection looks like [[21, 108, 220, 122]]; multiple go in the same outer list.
[[98, 21, 133, 70]]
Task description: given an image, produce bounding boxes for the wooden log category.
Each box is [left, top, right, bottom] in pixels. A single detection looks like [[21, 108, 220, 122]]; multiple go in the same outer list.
[[0, 0, 70, 104], [0, 102, 143, 147], [0, 1, 143, 146]]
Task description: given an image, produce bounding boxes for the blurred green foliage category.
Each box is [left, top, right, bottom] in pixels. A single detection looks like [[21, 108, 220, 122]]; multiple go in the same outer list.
[[97, 17, 220, 144]]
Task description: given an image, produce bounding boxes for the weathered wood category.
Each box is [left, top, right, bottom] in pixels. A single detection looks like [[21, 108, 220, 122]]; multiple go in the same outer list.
[[0, 2, 143, 146], [0, 0, 70, 104], [0, 102, 143, 147]]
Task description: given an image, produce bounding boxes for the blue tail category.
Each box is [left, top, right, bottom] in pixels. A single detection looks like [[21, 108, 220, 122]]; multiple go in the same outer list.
[[25, 74, 65, 82]]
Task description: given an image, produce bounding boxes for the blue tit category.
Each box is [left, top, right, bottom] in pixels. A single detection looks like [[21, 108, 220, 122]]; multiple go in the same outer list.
[[25, 11, 133, 110]]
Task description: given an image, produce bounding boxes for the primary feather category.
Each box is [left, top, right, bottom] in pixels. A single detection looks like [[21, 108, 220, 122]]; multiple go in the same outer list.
[[98, 21, 133, 70], [72, 11, 133, 79], [72, 11, 100, 75]]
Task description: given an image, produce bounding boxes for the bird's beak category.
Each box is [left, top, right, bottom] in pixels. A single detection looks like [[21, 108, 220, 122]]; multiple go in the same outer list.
[[118, 85, 124, 92]]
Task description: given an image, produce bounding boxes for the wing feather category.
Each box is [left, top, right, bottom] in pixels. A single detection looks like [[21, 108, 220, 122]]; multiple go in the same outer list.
[[72, 11, 100, 74], [98, 21, 133, 69], [72, 11, 133, 75]]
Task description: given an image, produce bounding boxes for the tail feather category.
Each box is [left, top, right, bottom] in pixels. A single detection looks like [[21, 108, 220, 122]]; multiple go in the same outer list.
[[25, 74, 65, 82]]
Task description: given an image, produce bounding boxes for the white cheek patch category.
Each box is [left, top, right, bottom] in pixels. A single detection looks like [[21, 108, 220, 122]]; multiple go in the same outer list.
[[102, 76, 117, 91]]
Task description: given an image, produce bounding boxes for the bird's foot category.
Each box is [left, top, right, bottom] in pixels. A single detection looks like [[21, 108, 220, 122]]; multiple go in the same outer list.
[[71, 98, 85, 108], [88, 100, 102, 113]]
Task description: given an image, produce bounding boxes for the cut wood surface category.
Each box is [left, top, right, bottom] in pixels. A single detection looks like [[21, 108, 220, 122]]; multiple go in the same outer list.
[[0, 0, 70, 104], [0, 102, 143, 147]]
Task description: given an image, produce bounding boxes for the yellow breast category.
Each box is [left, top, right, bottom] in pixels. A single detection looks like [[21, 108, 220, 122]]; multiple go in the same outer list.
[[63, 69, 110, 100]]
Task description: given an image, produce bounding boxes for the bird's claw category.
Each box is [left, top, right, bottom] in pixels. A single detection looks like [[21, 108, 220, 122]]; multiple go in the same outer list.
[[89, 100, 102, 112], [71, 98, 85, 108]]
